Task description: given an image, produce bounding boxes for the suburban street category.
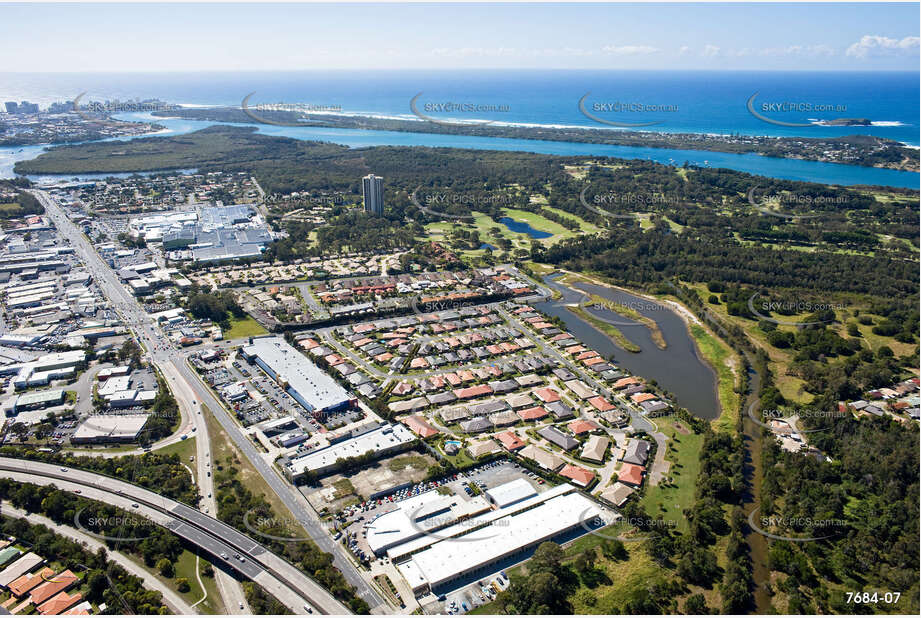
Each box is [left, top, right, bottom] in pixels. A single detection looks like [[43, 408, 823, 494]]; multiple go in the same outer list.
[[32, 189, 384, 613]]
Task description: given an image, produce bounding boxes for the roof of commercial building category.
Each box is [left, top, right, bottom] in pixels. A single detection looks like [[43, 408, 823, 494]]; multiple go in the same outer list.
[[386, 483, 574, 560], [71, 414, 150, 441], [484, 478, 537, 507], [366, 491, 491, 554], [404, 492, 602, 588], [286, 423, 415, 475], [243, 336, 351, 413], [14, 389, 64, 407]]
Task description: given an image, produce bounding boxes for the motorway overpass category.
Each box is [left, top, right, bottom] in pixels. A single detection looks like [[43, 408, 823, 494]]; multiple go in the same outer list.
[[0, 457, 351, 615]]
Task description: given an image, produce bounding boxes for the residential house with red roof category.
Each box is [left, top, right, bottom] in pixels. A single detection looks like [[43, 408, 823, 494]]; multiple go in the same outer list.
[[559, 464, 596, 488], [618, 463, 645, 487], [495, 431, 527, 451]]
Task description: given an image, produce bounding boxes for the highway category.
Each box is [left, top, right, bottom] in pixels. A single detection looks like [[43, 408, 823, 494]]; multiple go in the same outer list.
[[32, 190, 249, 612], [0, 456, 351, 615], [0, 501, 198, 615], [32, 190, 382, 612]]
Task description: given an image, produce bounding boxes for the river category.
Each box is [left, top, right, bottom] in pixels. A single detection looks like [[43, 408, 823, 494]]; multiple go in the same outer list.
[[2, 111, 918, 188], [535, 275, 720, 420]]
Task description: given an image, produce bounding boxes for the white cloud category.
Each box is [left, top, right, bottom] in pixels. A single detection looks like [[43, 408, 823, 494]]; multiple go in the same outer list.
[[845, 35, 920, 58], [760, 44, 835, 57], [428, 47, 594, 58], [429, 47, 519, 58], [600, 45, 660, 56], [701, 44, 721, 58], [677, 45, 691, 56]]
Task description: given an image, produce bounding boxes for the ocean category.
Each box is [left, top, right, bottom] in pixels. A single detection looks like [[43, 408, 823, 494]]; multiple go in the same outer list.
[[1, 70, 918, 187]]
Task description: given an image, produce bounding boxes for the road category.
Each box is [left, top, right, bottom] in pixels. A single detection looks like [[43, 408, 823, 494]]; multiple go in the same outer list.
[[33, 189, 249, 612], [33, 190, 382, 612], [0, 501, 198, 615], [0, 457, 351, 615], [178, 358, 388, 612]]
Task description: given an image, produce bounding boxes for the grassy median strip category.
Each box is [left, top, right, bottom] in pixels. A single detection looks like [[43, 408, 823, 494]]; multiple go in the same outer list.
[[201, 404, 305, 536]]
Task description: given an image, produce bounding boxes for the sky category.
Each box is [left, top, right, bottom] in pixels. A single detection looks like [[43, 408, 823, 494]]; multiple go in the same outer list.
[[0, 2, 918, 72]]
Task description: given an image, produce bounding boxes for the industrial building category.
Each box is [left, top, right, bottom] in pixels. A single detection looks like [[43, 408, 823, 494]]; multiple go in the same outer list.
[[366, 491, 492, 556], [70, 414, 151, 444], [241, 336, 354, 417], [484, 478, 537, 508], [394, 483, 603, 594], [10, 389, 65, 415], [282, 423, 415, 481]]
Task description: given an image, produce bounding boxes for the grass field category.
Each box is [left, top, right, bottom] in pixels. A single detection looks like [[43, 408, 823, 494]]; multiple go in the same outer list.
[[470, 531, 666, 615], [582, 291, 666, 349], [525, 261, 558, 276], [640, 418, 705, 530], [567, 304, 642, 354], [201, 404, 309, 539], [541, 206, 602, 234], [125, 548, 225, 614], [686, 323, 741, 433], [224, 315, 268, 340], [0, 203, 24, 216], [423, 204, 601, 258], [441, 446, 476, 468], [388, 455, 431, 472], [155, 437, 199, 482]]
